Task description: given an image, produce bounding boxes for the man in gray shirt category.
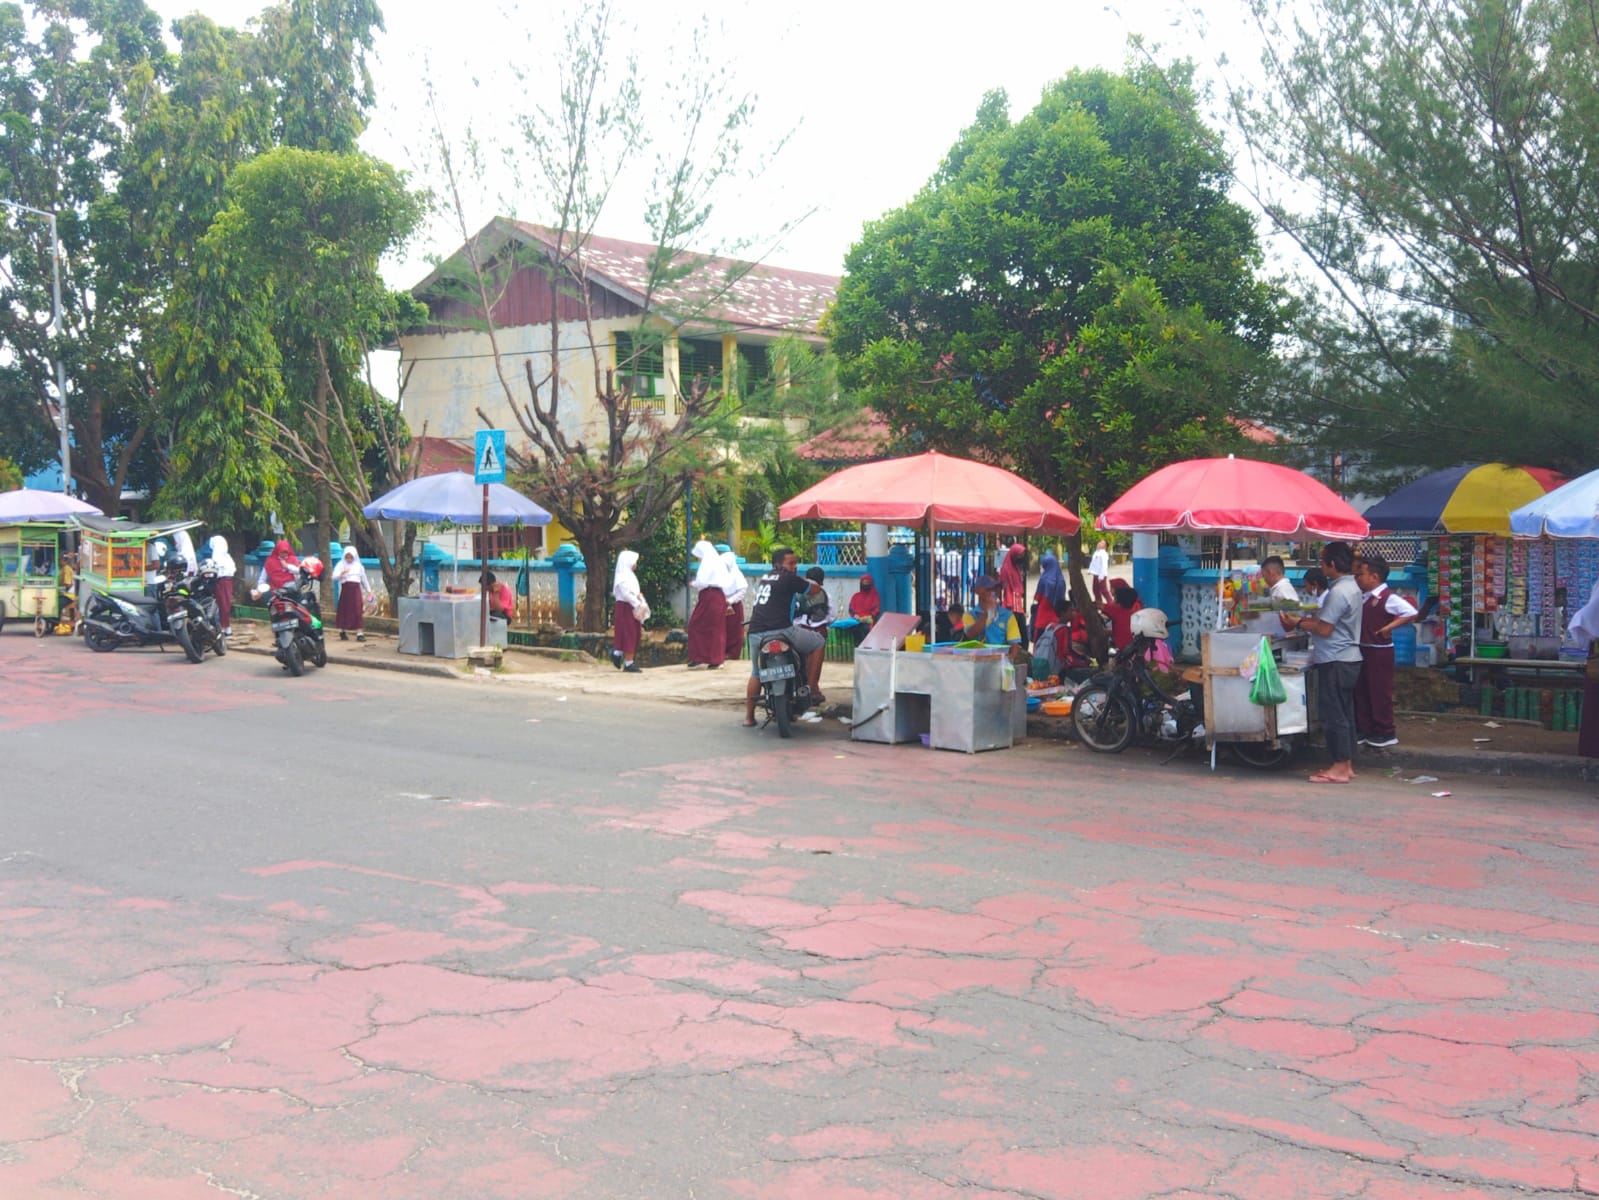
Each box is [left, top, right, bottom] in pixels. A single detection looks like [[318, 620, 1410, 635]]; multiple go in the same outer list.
[[1281, 541, 1362, 783]]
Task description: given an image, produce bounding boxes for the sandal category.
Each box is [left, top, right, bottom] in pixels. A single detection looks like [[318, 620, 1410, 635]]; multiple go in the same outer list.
[[741, 718, 758, 728]]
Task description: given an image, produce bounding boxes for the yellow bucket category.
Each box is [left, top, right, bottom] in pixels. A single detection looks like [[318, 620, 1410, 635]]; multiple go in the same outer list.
[[904, 632, 926, 652]]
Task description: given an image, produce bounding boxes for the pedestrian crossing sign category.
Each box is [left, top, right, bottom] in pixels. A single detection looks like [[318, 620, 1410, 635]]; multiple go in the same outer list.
[[474, 429, 506, 484]]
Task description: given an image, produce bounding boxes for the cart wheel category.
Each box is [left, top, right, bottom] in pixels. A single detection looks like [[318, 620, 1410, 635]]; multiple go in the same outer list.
[[35, 616, 48, 638], [1229, 737, 1298, 771]]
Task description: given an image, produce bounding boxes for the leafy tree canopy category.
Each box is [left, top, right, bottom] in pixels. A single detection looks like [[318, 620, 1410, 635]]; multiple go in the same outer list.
[[829, 65, 1290, 517], [1232, 0, 1599, 477]]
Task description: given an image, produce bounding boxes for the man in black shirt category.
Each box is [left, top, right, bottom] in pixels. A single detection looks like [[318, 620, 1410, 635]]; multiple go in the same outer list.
[[744, 547, 825, 727]]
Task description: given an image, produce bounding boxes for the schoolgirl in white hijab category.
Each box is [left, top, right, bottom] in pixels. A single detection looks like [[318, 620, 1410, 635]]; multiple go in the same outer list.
[[612, 549, 648, 671], [687, 539, 731, 668], [332, 545, 371, 641], [206, 535, 238, 637]]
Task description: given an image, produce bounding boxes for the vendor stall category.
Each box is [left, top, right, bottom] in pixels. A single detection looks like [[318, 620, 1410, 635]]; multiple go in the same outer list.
[[76, 516, 202, 608], [1100, 455, 1368, 766], [779, 451, 1080, 753], [0, 522, 74, 635]]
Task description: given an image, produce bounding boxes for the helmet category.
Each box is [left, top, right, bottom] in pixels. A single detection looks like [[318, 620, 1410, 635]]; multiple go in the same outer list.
[[1130, 608, 1169, 640], [300, 555, 324, 580]]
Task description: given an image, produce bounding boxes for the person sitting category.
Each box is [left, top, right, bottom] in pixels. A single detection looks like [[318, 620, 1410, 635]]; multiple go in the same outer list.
[[845, 574, 881, 644], [794, 567, 831, 636], [486, 571, 515, 620], [969, 574, 1025, 661]]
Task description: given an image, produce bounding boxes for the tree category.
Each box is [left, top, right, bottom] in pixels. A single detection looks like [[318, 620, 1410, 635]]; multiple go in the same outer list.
[[0, 0, 167, 513], [828, 66, 1288, 589], [167, 146, 423, 602], [1228, 0, 1599, 475], [425, 0, 791, 631]]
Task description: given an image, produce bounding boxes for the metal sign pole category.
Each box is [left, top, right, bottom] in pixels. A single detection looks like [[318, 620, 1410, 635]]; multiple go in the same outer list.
[[481, 483, 490, 648]]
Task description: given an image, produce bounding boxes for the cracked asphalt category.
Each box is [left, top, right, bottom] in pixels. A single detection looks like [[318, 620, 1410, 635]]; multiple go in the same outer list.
[[3, 635, 1598, 1198]]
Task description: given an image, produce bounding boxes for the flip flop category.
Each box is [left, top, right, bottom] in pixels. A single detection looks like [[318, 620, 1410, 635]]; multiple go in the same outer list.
[[1308, 772, 1351, 784], [741, 719, 758, 728]]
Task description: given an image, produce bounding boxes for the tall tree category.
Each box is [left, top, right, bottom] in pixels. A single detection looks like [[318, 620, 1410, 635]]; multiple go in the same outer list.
[[0, 0, 167, 512], [1229, 0, 1599, 475], [426, 0, 790, 631], [828, 67, 1288, 549], [172, 147, 422, 601]]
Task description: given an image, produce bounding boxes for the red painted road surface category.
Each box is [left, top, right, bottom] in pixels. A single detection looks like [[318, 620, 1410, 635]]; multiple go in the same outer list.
[[2, 638, 1598, 1197]]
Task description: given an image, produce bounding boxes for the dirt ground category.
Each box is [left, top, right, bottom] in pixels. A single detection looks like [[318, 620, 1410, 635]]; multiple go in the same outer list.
[[1390, 711, 1580, 757]]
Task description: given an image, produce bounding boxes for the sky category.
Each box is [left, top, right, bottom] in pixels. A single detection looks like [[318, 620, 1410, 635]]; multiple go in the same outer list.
[[143, 0, 1244, 287]]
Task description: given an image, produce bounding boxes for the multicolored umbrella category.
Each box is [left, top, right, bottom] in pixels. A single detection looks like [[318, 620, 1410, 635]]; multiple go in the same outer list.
[[1363, 464, 1565, 535]]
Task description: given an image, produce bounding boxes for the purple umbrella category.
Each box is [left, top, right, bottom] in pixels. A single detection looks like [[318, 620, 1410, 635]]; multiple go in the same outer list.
[[0, 488, 103, 523]]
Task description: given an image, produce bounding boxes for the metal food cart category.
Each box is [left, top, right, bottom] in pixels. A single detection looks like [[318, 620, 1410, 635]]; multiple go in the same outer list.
[[1200, 626, 1314, 767], [0, 522, 74, 635]]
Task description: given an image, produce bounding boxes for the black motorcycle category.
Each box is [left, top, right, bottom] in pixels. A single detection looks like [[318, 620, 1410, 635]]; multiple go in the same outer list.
[[81, 563, 185, 653], [267, 561, 327, 677], [1072, 633, 1295, 770], [753, 630, 814, 737], [164, 565, 227, 663]]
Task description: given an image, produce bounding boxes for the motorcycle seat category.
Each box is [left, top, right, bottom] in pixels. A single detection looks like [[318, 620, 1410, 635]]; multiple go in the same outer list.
[[116, 592, 163, 607]]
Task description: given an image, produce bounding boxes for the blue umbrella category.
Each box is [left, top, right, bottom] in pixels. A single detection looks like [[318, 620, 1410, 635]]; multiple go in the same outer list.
[[1509, 466, 1599, 538], [0, 488, 103, 523], [362, 471, 552, 525]]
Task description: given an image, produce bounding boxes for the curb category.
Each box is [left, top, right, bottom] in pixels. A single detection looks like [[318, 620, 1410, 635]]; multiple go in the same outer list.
[[230, 642, 460, 681], [1368, 747, 1599, 784]]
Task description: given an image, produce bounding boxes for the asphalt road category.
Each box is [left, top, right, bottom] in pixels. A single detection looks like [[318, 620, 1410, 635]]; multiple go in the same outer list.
[[4, 634, 1598, 1199]]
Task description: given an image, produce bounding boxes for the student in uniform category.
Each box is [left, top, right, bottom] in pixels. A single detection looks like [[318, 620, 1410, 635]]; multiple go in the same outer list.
[[1352, 555, 1418, 749]]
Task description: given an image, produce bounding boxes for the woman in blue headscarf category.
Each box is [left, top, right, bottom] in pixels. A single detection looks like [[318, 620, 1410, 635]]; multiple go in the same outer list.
[[1033, 551, 1068, 637]]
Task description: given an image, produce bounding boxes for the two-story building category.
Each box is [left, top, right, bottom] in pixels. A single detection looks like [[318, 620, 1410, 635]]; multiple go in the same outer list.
[[398, 218, 838, 552]]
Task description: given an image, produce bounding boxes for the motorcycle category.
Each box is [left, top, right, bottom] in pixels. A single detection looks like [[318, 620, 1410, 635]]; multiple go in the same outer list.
[[266, 558, 327, 677], [81, 559, 186, 653], [164, 564, 227, 663], [753, 629, 815, 737], [1071, 608, 1297, 770]]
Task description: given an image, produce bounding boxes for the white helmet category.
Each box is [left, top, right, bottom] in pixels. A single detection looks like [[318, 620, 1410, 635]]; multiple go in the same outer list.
[[1130, 608, 1169, 640]]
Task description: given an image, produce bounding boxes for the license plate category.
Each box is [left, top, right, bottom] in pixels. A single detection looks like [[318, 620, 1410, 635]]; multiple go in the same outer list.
[[758, 664, 795, 682], [271, 619, 297, 632]]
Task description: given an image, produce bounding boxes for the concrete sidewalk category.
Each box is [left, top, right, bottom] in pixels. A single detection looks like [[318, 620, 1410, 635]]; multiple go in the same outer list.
[[230, 621, 1596, 783]]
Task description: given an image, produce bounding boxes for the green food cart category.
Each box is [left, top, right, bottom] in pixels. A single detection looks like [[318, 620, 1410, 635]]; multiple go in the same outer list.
[[76, 515, 203, 615], [0, 522, 75, 635]]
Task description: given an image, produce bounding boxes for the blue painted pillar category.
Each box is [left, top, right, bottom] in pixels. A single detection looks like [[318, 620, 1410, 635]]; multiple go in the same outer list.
[[552, 542, 583, 626], [1132, 533, 1159, 610], [885, 543, 914, 613], [863, 523, 891, 608]]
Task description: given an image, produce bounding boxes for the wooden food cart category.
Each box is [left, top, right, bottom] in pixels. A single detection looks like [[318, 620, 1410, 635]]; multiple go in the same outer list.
[[0, 522, 74, 635], [77, 516, 203, 612], [1200, 625, 1315, 768]]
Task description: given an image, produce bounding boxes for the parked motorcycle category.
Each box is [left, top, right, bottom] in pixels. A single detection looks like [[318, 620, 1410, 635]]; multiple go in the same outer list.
[[267, 558, 327, 677], [753, 629, 815, 737], [81, 559, 185, 653], [164, 564, 227, 663], [1071, 608, 1297, 770]]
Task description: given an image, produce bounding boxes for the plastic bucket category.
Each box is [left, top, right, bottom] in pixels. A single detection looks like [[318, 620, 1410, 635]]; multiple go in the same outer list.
[[1391, 624, 1416, 666]]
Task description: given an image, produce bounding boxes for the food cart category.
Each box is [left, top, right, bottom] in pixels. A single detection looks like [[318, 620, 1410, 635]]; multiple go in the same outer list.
[[1200, 624, 1314, 767], [0, 522, 74, 635], [77, 516, 204, 611]]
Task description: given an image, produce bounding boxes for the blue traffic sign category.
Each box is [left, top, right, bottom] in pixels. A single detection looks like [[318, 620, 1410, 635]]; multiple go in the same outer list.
[[474, 429, 506, 484]]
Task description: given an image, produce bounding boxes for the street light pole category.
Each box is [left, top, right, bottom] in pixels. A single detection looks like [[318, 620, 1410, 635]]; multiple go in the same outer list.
[[2, 200, 71, 494]]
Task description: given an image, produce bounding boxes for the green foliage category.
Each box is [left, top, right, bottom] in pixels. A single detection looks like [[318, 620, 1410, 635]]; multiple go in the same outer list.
[[829, 66, 1288, 518], [1233, 0, 1599, 475], [630, 506, 686, 628], [0, 456, 24, 491]]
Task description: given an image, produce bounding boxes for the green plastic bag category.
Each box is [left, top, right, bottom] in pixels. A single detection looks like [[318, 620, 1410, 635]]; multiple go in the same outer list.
[[1249, 637, 1288, 706]]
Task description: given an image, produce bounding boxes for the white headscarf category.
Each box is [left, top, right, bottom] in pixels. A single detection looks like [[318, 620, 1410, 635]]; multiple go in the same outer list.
[[333, 545, 369, 589], [172, 529, 198, 574], [691, 540, 727, 592], [613, 549, 643, 605], [720, 550, 746, 604], [1569, 577, 1599, 645], [207, 535, 236, 578]]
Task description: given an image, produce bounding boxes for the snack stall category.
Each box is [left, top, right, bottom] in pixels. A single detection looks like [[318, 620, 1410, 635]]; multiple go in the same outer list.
[[77, 516, 203, 608], [1099, 456, 1370, 766], [0, 522, 73, 635], [778, 451, 1083, 755]]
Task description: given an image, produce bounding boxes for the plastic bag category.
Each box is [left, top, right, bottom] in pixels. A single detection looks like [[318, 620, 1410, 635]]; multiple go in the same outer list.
[[1249, 636, 1288, 706]]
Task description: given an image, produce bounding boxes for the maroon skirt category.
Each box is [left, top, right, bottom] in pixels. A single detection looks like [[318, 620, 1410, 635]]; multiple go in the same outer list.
[[335, 580, 364, 631], [614, 601, 642, 658], [686, 587, 727, 666], [724, 600, 745, 660]]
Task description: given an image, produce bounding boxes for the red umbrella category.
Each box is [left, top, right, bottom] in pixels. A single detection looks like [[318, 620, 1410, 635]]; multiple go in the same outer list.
[[1099, 456, 1368, 539], [778, 451, 1080, 535]]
